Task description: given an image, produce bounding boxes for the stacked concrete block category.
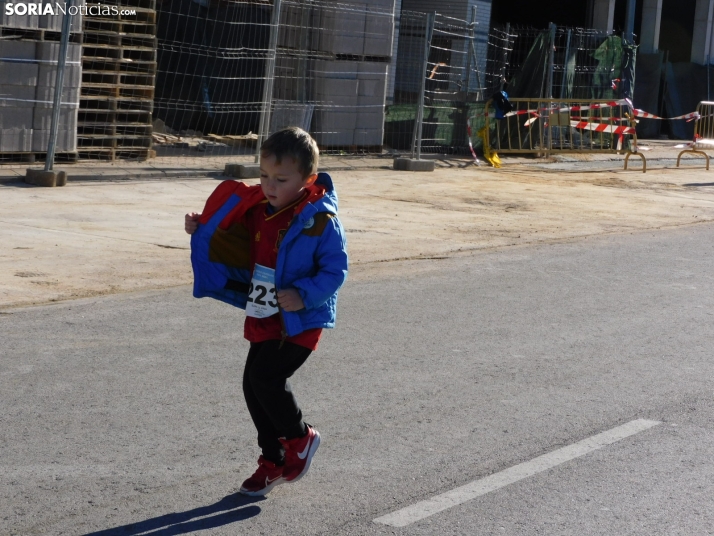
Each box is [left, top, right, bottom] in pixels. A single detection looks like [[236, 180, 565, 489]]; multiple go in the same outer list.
[[364, 0, 395, 57], [273, 57, 301, 102], [278, 3, 319, 51], [0, 39, 80, 154], [355, 62, 388, 145], [272, 0, 394, 148], [40, 0, 83, 33], [0, 40, 37, 152], [0, 5, 39, 30], [1, 0, 82, 32], [316, 3, 367, 56], [311, 60, 358, 146], [0, 127, 33, 151], [32, 42, 81, 152], [310, 59, 388, 147]]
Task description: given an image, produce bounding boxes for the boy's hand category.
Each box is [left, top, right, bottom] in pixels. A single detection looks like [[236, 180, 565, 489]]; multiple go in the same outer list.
[[277, 288, 305, 312], [185, 212, 201, 235]]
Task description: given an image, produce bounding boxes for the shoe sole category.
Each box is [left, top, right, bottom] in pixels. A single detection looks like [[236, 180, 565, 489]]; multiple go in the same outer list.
[[239, 477, 285, 497], [288, 429, 320, 484]]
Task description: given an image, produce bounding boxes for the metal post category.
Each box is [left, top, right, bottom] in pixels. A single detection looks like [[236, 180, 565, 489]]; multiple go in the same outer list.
[[412, 12, 435, 160], [560, 29, 572, 98], [255, 0, 282, 163], [546, 23, 556, 99], [465, 6, 477, 94], [44, 0, 75, 172], [542, 22, 556, 155], [625, 0, 636, 43], [500, 23, 510, 91], [297, 0, 311, 103]]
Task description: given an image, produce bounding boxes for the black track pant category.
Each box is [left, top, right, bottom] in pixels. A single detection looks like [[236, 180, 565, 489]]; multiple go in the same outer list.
[[242, 340, 311, 464]]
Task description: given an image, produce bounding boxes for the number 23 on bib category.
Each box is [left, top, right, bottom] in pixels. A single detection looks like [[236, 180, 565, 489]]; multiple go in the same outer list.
[[246, 264, 279, 319]]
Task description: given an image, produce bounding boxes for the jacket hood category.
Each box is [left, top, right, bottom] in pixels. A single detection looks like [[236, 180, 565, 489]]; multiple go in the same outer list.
[[204, 173, 338, 231], [297, 172, 338, 216]]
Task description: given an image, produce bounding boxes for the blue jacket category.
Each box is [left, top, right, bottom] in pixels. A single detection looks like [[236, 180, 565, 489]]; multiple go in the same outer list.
[[190, 172, 348, 337]]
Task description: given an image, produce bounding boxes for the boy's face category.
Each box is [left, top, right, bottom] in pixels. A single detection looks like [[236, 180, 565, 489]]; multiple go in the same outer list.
[[259, 154, 316, 211]]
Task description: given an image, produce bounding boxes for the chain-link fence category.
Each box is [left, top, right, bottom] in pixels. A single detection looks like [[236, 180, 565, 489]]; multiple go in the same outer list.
[[387, 14, 637, 159], [1, 1, 639, 168], [151, 0, 396, 163]]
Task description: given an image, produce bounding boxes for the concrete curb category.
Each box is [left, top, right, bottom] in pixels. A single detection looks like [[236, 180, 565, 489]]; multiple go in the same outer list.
[[0, 169, 228, 185], [0, 153, 693, 186]]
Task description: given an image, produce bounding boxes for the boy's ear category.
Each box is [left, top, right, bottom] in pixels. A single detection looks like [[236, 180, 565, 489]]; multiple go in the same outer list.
[[304, 173, 318, 186]]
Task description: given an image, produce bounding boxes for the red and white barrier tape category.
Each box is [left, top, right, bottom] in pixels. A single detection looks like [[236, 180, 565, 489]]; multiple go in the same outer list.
[[487, 100, 631, 119], [569, 121, 636, 135], [489, 100, 704, 125], [632, 109, 700, 121], [466, 118, 482, 165]]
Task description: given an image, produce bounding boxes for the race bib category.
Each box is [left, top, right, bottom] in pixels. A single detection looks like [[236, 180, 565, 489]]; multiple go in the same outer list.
[[246, 264, 279, 318]]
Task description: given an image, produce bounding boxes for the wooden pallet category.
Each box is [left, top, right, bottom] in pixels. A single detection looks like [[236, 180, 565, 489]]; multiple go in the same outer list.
[[83, 19, 156, 38], [83, 57, 157, 76], [76, 147, 154, 161], [82, 44, 157, 63], [81, 83, 155, 100], [318, 144, 384, 153], [85, 6, 157, 25], [92, 0, 158, 11], [77, 134, 152, 148], [0, 26, 83, 43], [79, 109, 153, 123], [78, 123, 153, 136], [79, 96, 154, 113], [78, 1, 157, 161], [82, 31, 157, 49]]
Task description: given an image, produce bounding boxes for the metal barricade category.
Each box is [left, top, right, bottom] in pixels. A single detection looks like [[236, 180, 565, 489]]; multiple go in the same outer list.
[[677, 101, 714, 171], [482, 98, 646, 171], [492, 98, 547, 156]]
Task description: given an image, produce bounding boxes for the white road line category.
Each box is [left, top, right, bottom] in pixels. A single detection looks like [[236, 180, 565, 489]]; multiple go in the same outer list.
[[374, 419, 661, 528]]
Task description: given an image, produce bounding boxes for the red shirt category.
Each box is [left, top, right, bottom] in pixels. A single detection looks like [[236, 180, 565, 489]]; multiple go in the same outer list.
[[243, 195, 322, 350]]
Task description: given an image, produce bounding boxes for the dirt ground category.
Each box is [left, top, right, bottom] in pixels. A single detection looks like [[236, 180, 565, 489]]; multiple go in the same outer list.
[[2, 160, 714, 309]]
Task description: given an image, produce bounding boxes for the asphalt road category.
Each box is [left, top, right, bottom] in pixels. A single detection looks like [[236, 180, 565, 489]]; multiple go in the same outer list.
[[2, 223, 714, 535]]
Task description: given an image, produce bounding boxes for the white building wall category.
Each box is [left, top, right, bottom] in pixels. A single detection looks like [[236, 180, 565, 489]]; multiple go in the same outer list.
[[691, 0, 714, 64]]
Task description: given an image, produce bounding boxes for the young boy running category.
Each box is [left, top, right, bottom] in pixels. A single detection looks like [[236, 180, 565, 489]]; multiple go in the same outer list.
[[184, 127, 348, 496]]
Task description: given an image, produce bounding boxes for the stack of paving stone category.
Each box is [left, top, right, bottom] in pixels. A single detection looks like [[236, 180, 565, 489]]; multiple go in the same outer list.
[[274, 0, 395, 149], [77, 0, 156, 160], [0, 3, 83, 162]]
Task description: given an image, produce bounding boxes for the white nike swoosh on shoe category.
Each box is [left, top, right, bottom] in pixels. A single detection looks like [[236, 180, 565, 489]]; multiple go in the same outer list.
[[297, 438, 312, 460], [266, 475, 282, 485]]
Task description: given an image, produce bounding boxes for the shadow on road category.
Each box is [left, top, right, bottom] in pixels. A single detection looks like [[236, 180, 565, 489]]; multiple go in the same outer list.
[[684, 182, 714, 187], [82, 493, 264, 536]]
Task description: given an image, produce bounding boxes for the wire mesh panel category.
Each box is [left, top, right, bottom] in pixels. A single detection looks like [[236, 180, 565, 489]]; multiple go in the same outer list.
[[150, 0, 396, 164], [420, 12, 479, 154], [384, 10, 426, 152], [502, 25, 636, 101], [0, 0, 84, 163], [403, 21, 638, 158], [487, 98, 635, 157], [271, 0, 395, 154], [151, 0, 271, 160], [387, 10, 491, 156]]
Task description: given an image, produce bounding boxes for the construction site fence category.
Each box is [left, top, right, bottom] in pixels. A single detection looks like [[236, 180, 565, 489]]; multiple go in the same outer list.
[[677, 101, 714, 170], [139, 4, 640, 165], [1, 0, 638, 168], [487, 98, 637, 157]]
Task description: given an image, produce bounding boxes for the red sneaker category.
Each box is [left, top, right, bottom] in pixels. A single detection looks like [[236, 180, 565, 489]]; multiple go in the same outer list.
[[279, 425, 321, 482], [239, 456, 285, 496]]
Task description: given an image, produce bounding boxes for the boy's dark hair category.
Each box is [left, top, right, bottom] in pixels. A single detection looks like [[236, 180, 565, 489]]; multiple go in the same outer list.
[[260, 126, 319, 178]]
